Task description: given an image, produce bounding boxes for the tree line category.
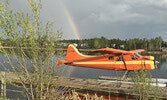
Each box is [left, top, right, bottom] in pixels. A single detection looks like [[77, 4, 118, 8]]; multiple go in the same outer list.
[[0, 36, 167, 51], [61, 36, 167, 51]]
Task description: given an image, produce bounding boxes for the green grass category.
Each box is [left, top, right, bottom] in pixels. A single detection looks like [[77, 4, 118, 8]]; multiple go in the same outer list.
[[0, 97, 10, 100]]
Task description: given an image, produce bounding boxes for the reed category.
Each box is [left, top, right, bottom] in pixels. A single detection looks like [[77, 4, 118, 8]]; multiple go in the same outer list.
[[132, 67, 165, 100]]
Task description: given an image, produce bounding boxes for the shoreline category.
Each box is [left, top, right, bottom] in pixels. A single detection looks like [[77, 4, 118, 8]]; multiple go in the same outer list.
[[145, 51, 167, 55], [2, 46, 167, 54]]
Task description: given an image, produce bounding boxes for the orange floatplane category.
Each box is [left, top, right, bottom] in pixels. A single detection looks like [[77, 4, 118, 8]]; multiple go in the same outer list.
[[56, 44, 158, 72]]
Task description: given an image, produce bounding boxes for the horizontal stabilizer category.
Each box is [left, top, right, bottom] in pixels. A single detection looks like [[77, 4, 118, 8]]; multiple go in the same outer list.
[[56, 60, 66, 66]]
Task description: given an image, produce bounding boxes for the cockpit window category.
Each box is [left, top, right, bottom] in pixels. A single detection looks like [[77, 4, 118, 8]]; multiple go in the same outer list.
[[134, 53, 141, 57], [131, 55, 136, 60]]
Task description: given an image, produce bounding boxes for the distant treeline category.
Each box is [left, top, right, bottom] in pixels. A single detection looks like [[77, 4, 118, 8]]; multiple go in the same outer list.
[[1, 36, 167, 51], [61, 36, 167, 51]]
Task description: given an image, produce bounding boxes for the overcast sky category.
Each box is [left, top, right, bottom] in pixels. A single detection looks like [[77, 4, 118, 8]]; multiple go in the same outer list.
[[9, 0, 167, 40]]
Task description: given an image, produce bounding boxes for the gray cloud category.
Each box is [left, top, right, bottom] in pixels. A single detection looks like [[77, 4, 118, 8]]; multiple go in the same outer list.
[[7, 0, 167, 40], [73, 0, 167, 40]]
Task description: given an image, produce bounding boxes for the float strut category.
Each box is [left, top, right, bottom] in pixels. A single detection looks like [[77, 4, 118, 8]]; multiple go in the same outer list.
[[121, 71, 129, 80]]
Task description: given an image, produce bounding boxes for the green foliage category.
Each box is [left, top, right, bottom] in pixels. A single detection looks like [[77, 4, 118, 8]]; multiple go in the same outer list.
[[0, 0, 64, 100], [132, 68, 165, 100], [56, 36, 167, 50], [93, 37, 101, 49], [0, 97, 11, 100], [133, 69, 151, 100]]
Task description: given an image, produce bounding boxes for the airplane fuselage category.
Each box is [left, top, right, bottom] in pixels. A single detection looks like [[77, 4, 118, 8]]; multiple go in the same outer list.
[[57, 44, 156, 71], [67, 53, 155, 71]]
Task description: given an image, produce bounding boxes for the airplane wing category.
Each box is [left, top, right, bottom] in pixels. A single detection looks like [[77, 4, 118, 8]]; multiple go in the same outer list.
[[130, 49, 145, 53], [93, 48, 131, 55]]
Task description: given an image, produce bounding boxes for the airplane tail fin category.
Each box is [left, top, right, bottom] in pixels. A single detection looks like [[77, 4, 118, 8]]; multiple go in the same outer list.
[[66, 44, 84, 62], [56, 44, 84, 66]]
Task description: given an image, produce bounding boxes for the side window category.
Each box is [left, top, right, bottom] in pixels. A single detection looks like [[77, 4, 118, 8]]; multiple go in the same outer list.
[[116, 56, 123, 61], [108, 56, 114, 60]]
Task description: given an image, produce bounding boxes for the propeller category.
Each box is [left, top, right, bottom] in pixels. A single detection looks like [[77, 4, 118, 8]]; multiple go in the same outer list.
[[154, 60, 159, 69]]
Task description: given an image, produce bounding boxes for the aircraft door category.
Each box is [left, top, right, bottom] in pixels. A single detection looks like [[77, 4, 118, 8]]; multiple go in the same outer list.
[[116, 56, 125, 70], [108, 56, 116, 69]]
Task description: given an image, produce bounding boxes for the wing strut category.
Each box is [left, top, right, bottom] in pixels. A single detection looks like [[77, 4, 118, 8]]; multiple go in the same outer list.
[[121, 55, 129, 80], [122, 55, 127, 70]]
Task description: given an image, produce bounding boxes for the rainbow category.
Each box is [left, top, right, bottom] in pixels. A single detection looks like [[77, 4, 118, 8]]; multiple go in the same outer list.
[[60, 1, 81, 40]]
